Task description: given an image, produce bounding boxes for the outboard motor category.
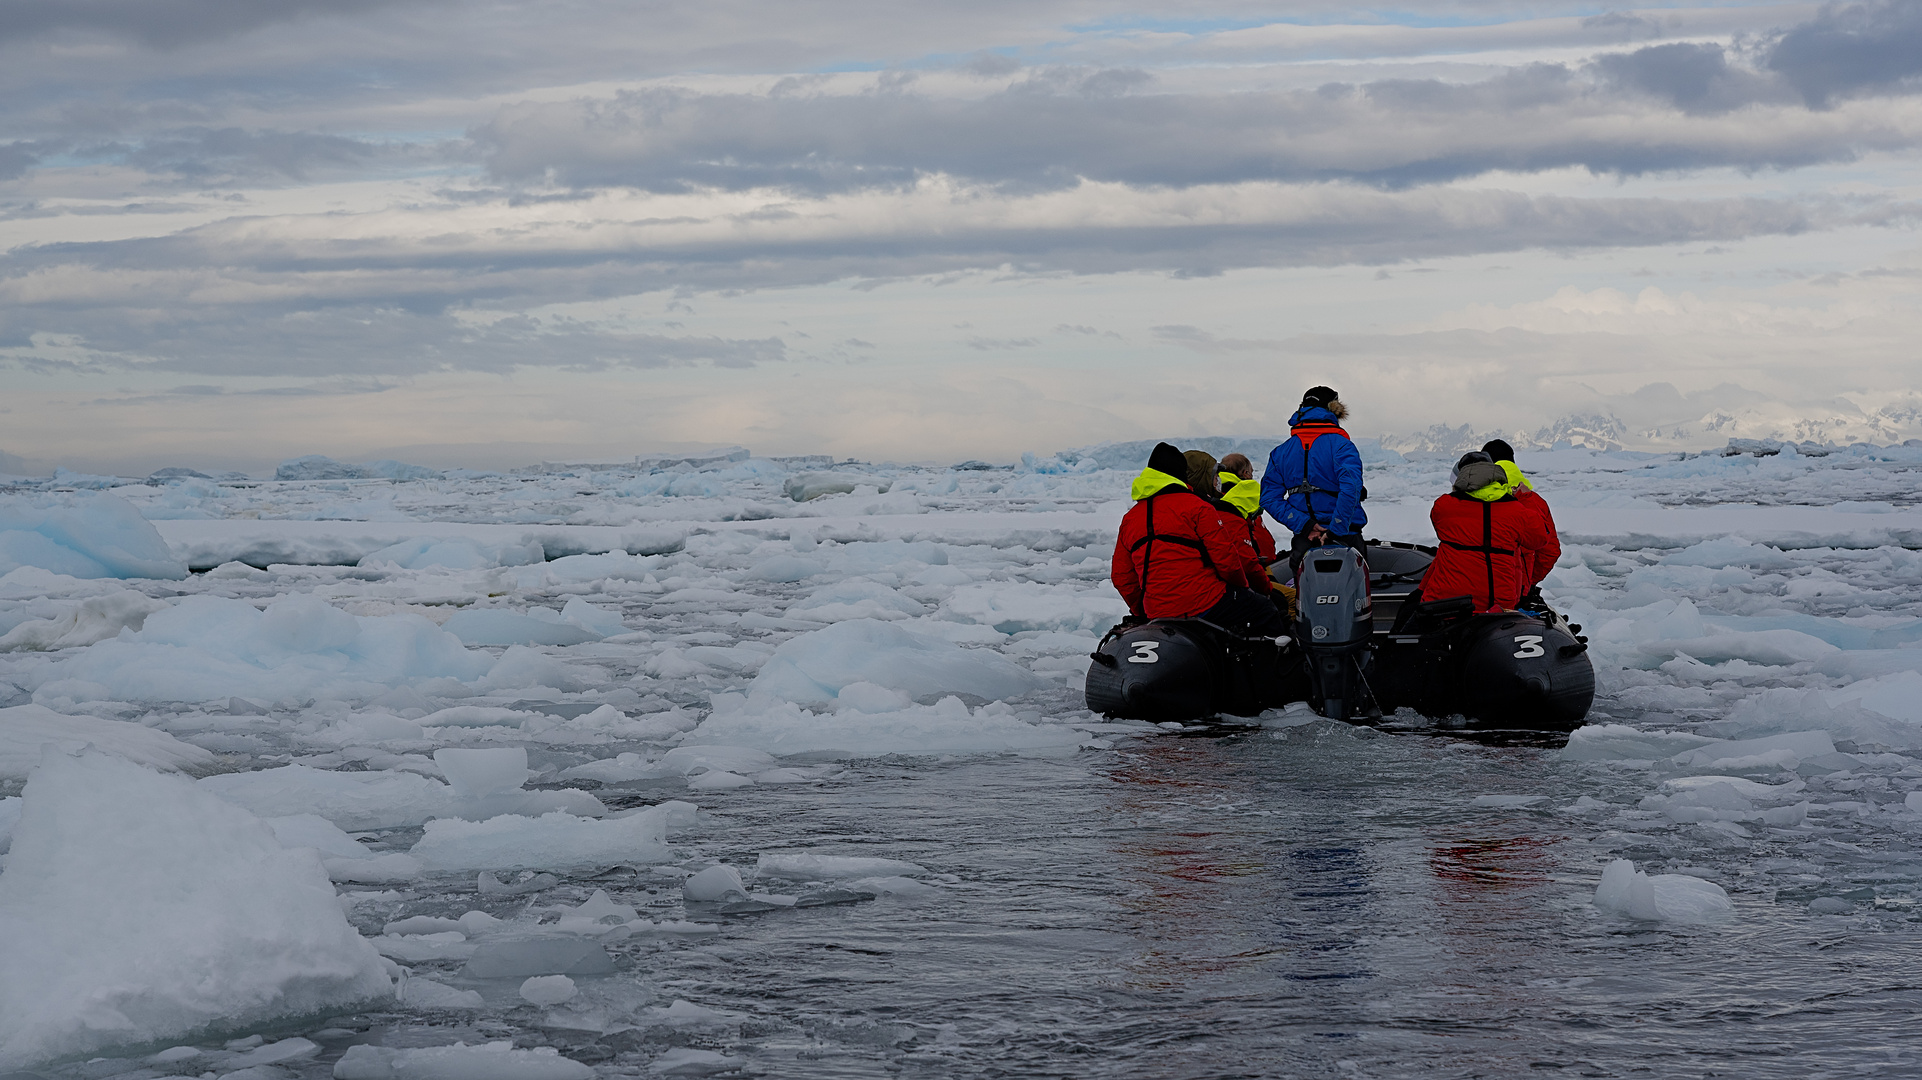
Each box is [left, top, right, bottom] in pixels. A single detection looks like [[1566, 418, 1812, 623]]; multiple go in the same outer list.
[[1294, 545, 1377, 720]]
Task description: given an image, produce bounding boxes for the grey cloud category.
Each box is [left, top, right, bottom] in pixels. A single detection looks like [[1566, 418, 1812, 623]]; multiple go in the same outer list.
[[0, 299, 786, 377], [0, 0, 416, 48], [472, 48, 1914, 196], [0, 141, 43, 180], [1590, 42, 1788, 115], [118, 128, 448, 183], [6, 187, 1833, 300], [0, 186, 1847, 379], [1767, 0, 1922, 106], [1151, 325, 1278, 353]]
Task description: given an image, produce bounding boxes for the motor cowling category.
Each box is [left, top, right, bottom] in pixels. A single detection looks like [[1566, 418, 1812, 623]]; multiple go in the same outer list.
[[1295, 545, 1372, 649], [1293, 545, 1376, 720]]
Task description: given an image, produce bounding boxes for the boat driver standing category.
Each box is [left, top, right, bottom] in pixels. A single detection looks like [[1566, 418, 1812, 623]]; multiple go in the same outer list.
[[1260, 386, 1367, 573]]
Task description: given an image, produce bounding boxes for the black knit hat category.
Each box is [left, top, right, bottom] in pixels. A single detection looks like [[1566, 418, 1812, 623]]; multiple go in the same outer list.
[[1301, 386, 1339, 409], [1481, 439, 1515, 462], [1147, 442, 1187, 479]]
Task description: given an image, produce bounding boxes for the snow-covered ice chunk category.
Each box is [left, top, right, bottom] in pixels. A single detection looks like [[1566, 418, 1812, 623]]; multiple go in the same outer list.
[[418, 705, 533, 728], [435, 746, 531, 797], [748, 618, 1042, 707], [1661, 775, 1805, 801], [0, 797, 18, 854], [0, 492, 188, 580], [845, 875, 939, 897], [33, 594, 490, 703], [682, 864, 748, 902], [267, 813, 374, 860], [520, 975, 578, 1006], [0, 703, 215, 781], [226, 1036, 322, 1068], [0, 590, 168, 652], [786, 471, 890, 502], [1592, 859, 1733, 922], [787, 580, 926, 622], [201, 764, 453, 831], [333, 1041, 594, 1080], [442, 605, 604, 647], [1640, 629, 1839, 667], [755, 852, 929, 880], [1660, 536, 1795, 570], [940, 582, 1128, 635], [1470, 794, 1549, 808], [660, 745, 778, 776], [649, 1047, 738, 1075], [0, 750, 391, 1070], [741, 555, 823, 582], [359, 536, 542, 571], [546, 888, 638, 933], [409, 802, 687, 871], [692, 695, 1081, 757], [396, 977, 485, 1010], [687, 770, 752, 790], [1560, 723, 1715, 763], [643, 999, 743, 1028], [463, 939, 616, 978], [1668, 730, 1835, 773]]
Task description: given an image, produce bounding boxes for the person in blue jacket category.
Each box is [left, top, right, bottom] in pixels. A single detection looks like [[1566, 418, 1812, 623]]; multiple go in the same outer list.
[[1261, 386, 1367, 569]]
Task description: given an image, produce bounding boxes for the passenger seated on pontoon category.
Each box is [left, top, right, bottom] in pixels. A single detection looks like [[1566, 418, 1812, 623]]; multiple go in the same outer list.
[[1422, 452, 1554, 614], [1110, 443, 1287, 637], [1481, 439, 1561, 608]]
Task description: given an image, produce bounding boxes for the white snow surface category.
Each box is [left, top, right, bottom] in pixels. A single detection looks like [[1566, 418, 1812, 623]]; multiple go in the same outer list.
[[7, 442, 1922, 1068]]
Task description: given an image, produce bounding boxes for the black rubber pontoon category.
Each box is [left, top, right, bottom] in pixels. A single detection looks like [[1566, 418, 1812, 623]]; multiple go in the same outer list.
[[1085, 540, 1594, 731]]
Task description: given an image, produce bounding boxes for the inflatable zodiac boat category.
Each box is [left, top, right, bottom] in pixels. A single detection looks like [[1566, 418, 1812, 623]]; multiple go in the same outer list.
[[1084, 541, 1594, 731]]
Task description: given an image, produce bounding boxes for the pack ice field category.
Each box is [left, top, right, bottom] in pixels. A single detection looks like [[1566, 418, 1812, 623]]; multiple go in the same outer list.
[[3, 438, 1922, 1078]]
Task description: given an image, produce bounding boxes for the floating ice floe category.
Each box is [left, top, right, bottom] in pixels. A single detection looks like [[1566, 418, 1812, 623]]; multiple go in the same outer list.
[[755, 852, 929, 880], [409, 800, 693, 872], [443, 598, 628, 646], [333, 1041, 594, 1080], [0, 589, 169, 652], [201, 752, 603, 838], [1592, 858, 1733, 922], [746, 618, 1042, 707], [0, 750, 391, 1070], [0, 703, 214, 781], [0, 492, 188, 580], [691, 693, 1083, 757], [3, 594, 592, 704], [359, 535, 544, 571]]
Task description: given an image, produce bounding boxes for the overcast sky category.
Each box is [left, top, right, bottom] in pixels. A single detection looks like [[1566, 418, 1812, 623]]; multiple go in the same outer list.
[[2, 0, 1920, 472]]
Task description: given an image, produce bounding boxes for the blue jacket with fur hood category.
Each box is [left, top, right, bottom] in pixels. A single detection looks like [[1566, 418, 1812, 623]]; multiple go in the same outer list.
[[1259, 405, 1367, 537]]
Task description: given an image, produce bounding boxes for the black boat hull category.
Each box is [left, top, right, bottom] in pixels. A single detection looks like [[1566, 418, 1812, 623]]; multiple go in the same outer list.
[[1084, 541, 1594, 731]]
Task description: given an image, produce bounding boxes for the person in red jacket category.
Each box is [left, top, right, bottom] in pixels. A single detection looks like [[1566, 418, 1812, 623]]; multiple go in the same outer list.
[[1216, 452, 1278, 564], [1112, 443, 1287, 636], [1423, 452, 1554, 613], [1481, 439, 1560, 600]]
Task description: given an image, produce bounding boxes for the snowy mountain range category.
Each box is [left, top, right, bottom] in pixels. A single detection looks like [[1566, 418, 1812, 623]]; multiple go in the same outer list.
[[1380, 402, 1922, 456]]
